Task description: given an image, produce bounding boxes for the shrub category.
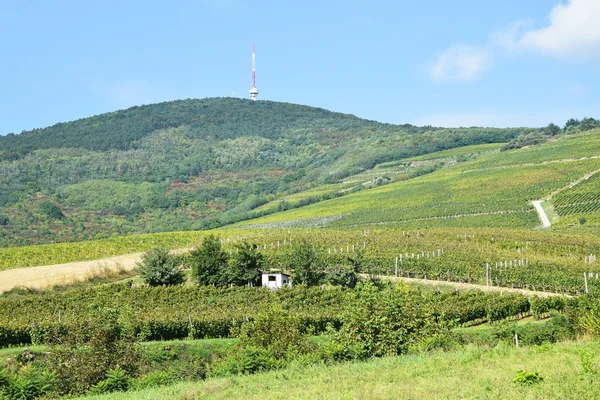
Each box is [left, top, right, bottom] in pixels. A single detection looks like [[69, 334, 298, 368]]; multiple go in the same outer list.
[[234, 305, 314, 359], [131, 370, 177, 390], [211, 346, 283, 376], [88, 367, 129, 395], [514, 370, 543, 385], [38, 201, 64, 220], [44, 308, 140, 395], [0, 366, 57, 400], [0, 215, 9, 225], [334, 282, 438, 357], [137, 248, 184, 286]]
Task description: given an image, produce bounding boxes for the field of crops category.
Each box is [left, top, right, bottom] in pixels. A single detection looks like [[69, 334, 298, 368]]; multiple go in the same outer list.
[[0, 282, 542, 348], [553, 172, 600, 216], [3, 227, 600, 295]]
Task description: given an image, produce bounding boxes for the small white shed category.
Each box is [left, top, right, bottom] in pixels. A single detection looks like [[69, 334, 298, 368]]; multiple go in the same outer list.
[[261, 272, 292, 290]]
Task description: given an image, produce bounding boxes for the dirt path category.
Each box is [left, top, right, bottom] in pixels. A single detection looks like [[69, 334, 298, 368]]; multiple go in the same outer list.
[[364, 274, 569, 298], [0, 252, 143, 293], [532, 200, 551, 228], [531, 166, 600, 228], [0, 248, 192, 293]]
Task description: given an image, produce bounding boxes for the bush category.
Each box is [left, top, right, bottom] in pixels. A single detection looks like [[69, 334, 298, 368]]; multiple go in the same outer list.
[[131, 370, 177, 390], [0, 215, 9, 225], [234, 305, 314, 359], [334, 282, 439, 357], [88, 367, 129, 395], [0, 366, 57, 400], [44, 308, 140, 395], [137, 248, 184, 286], [514, 370, 543, 385], [211, 346, 283, 376], [38, 201, 64, 220]]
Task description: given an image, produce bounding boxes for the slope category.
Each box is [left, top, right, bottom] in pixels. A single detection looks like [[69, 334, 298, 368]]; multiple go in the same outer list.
[[0, 98, 533, 247], [238, 130, 600, 230]]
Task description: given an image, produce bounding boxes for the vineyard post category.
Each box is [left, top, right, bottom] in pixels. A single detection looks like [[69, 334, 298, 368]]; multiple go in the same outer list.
[[514, 333, 519, 349], [395, 257, 398, 277], [486, 263, 489, 286], [584, 272, 589, 294]]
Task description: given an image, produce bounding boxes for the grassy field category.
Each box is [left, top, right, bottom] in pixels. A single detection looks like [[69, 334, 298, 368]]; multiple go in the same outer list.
[[76, 340, 600, 400]]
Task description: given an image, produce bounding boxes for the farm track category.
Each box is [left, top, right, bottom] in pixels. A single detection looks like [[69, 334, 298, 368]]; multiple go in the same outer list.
[[531, 165, 600, 227], [0, 248, 191, 293], [367, 274, 570, 298]]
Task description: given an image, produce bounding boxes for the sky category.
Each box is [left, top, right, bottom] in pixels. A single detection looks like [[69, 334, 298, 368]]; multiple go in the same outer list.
[[1, 0, 599, 133]]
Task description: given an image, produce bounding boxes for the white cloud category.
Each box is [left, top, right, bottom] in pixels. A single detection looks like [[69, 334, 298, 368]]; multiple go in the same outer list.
[[499, 0, 600, 58], [429, 45, 491, 83]]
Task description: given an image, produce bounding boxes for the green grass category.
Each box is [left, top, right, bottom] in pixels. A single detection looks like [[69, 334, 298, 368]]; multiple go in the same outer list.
[[75, 341, 600, 400]]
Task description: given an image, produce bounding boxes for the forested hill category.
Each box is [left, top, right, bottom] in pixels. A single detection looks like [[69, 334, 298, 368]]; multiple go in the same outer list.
[[0, 98, 536, 247], [0, 98, 383, 159]]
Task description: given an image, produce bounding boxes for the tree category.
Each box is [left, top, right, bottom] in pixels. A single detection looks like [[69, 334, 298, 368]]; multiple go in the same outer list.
[[188, 235, 228, 286], [227, 242, 264, 286], [564, 118, 580, 131], [580, 117, 599, 132], [137, 248, 184, 286], [286, 241, 323, 286], [39, 201, 64, 220], [543, 123, 561, 136], [325, 249, 363, 289]]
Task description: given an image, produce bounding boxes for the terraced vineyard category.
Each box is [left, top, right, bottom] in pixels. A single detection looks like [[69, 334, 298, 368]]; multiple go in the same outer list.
[[234, 130, 600, 230], [553, 172, 600, 216]]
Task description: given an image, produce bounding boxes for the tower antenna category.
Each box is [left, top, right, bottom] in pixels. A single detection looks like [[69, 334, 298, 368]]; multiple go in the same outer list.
[[249, 42, 259, 101]]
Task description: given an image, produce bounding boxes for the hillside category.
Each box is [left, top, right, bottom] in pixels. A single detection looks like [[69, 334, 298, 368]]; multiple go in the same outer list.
[[238, 130, 600, 231], [0, 98, 532, 247]]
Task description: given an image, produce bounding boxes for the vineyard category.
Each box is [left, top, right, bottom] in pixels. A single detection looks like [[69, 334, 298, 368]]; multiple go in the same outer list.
[[3, 227, 600, 296], [0, 282, 552, 348], [553, 172, 600, 216]]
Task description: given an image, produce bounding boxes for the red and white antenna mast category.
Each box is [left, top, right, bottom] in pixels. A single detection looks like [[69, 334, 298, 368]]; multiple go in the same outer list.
[[249, 42, 259, 101]]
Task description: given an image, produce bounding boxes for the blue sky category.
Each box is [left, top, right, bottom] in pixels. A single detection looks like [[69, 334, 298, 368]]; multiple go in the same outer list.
[[1, 0, 599, 133]]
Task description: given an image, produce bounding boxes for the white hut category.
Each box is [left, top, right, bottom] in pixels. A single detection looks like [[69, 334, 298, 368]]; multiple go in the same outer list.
[[261, 272, 292, 290]]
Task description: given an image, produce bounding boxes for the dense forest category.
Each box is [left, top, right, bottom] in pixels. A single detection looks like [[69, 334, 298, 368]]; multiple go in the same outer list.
[[0, 98, 537, 247]]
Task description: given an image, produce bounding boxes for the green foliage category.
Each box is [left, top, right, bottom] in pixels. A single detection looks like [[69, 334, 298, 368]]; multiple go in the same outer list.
[[137, 248, 184, 287], [334, 282, 438, 357], [0, 215, 9, 226], [579, 350, 598, 376], [189, 235, 229, 286], [543, 123, 561, 136], [88, 367, 129, 395], [211, 346, 283, 376], [286, 241, 323, 286], [44, 308, 140, 395], [235, 305, 314, 359], [0, 366, 57, 400], [0, 97, 536, 247], [226, 242, 264, 286], [37, 201, 64, 220], [131, 370, 177, 390], [513, 370, 543, 386]]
